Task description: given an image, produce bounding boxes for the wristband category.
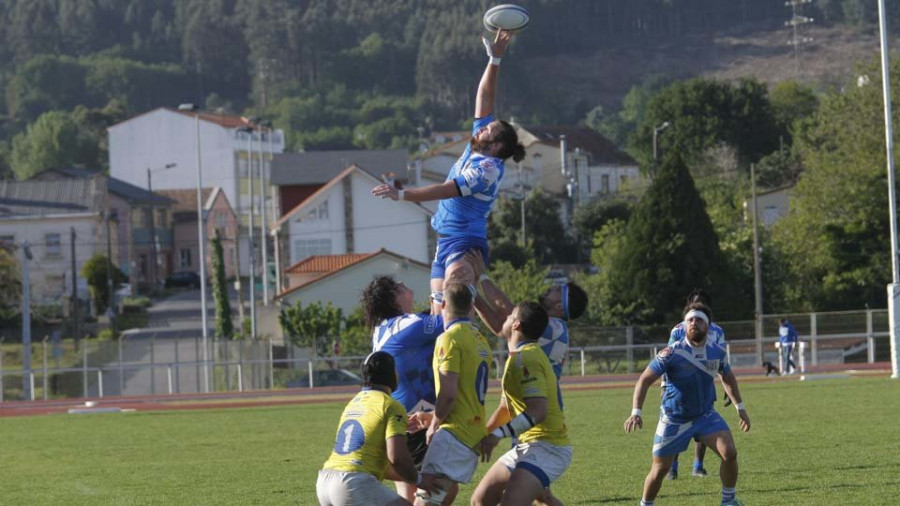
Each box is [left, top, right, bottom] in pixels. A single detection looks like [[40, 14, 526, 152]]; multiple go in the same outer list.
[[735, 402, 746, 412], [489, 56, 501, 66], [631, 408, 642, 417], [398, 189, 405, 201]]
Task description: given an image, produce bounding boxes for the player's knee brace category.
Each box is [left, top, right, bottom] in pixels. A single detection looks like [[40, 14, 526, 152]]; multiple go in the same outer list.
[[416, 487, 448, 505]]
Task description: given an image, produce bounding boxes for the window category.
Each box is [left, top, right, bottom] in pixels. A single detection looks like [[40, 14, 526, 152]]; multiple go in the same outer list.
[[139, 254, 148, 276], [293, 239, 331, 260], [45, 233, 62, 258], [180, 249, 192, 267], [295, 201, 329, 223], [215, 211, 228, 229], [156, 209, 167, 228], [601, 175, 610, 194]]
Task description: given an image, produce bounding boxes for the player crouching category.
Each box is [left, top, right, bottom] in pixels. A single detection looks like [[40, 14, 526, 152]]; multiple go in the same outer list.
[[317, 351, 437, 505]]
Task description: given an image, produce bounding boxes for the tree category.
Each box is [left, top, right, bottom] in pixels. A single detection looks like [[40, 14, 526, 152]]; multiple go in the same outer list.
[[628, 78, 781, 173], [773, 60, 894, 310], [0, 248, 21, 324], [572, 198, 633, 262], [488, 259, 549, 309], [604, 153, 741, 324], [10, 111, 94, 180], [211, 233, 233, 339], [81, 254, 126, 314], [488, 188, 574, 266], [279, 300, 343, 358]]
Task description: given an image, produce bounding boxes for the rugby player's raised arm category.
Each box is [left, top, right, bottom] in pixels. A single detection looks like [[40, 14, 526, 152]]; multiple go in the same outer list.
[[371, 179, 460, 202], [475, 30, 512, 119]]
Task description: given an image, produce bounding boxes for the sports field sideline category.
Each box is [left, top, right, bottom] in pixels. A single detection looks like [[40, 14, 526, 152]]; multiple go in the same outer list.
[[1, 370, 897, 505]]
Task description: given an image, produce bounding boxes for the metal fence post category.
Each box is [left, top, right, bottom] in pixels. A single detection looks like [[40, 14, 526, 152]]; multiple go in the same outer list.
[[167, 365, 173, 395], [867, 309, 876, 363], [118, 334, 124, 396], [268, 338, 274, 390], [810, 313, 818, 366], [97, 370, 103, 398], [0, 338, 4, 402], [580, 348, 586, 376], [195, 335, 200, 393], [624, 326, 634, 373], [726, 343, 732, 365], [150, 335, 156, 395], [42, 336, 48, 400], [82, 340, 88, 398], [237, 363, 243, 392], [174, 335, 180, 394], [308, 359, 315, 389]]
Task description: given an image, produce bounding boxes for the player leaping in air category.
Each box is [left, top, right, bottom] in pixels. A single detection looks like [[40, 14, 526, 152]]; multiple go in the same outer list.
[[372, 29, 526, 314]]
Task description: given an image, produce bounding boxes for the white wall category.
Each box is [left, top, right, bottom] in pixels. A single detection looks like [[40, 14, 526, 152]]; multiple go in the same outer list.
[[280, 255, 432, 315], [285, 185, 347, 266], [351, 172, 430, 264], [0, 216, 102, 304]]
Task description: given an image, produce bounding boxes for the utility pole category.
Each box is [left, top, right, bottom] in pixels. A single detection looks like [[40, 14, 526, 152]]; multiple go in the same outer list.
[[21, 241, 32, 400], [751, 164, 764, 366], [147, 168, 158, 287], [258, 122, 270, 306], [785, 0, 814, 76], [70, 228, 80, 345], [560, 135, 570, 225], [106, 211, 116, 337]]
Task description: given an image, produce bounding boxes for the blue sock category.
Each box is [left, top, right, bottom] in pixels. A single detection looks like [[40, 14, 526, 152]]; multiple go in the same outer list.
[[671, 458, 679, 473], [722, 487, 736, 504], [693, 458, 703, 471]]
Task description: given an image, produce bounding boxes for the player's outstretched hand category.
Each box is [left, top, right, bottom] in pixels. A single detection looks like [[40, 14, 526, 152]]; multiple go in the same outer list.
[[371, 184, 398, 200], [482, 29, 513, 59], [477, 434, 501, 463], [624, 415, 643, 433], [737, 410, 751, 432], [425, 420, 438, 446]]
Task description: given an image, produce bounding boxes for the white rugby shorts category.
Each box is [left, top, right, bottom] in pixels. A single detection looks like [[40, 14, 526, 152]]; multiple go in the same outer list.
[[316, 469, 401, 506], [497, 441, 573, 488], [419, 428, 480, 484]]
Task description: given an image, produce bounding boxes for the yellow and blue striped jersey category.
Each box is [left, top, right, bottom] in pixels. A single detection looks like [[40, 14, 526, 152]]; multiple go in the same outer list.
[[322, 388, 408, 480], [503, 342, 570, 446], [433, 318, 492, 449]]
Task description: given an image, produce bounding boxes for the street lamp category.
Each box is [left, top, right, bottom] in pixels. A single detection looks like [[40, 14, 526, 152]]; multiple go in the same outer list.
[[147, 162, 177, 287], [259, 120, 272, 306], [177, 102, 210, 392], [653, 121, 671, 162], [236, 124, 257, 339]]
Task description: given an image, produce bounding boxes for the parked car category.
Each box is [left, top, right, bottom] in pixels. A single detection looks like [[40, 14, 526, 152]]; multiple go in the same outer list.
[[286, 368, 363, 388], [164, 271, 201, 289]]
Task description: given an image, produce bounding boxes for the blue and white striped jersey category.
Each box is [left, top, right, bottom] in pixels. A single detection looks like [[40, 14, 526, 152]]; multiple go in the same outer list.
[[372, 313, 444, 413], [650, 339, 732, 423], [431, 114, 505, 238], [538, 317, 569, 380]]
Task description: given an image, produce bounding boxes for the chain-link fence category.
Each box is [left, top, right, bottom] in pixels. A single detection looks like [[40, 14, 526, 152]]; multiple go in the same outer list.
[[0, 309, 891, 402]]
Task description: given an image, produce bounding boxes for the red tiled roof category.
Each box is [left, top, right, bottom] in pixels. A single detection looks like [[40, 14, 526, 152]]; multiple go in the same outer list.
[[171, 109, 257, 129], [285, 252, 378, 274], [157, 188, 215, 212], [277, 249, 429, 299]]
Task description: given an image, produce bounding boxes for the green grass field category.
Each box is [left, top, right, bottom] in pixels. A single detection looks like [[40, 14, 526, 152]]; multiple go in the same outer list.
[[2, 376, 898, 505]]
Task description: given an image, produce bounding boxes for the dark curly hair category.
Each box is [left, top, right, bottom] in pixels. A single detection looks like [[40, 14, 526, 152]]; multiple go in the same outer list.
[[495, 120, 526, 162], [361, 276, 403, 330]]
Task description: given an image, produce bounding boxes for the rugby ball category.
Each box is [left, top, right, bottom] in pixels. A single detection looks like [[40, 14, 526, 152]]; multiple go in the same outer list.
[[483, 4, 530, 32]]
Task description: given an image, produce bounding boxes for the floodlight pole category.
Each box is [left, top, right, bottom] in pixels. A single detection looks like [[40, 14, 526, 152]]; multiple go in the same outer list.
[[179, 103, 210, 392], [877, 0, 900, 379]]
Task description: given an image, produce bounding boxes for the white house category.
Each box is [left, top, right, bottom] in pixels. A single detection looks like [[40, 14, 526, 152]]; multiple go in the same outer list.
[[0, 177, 113, 307], [277, 249, 432, 316], [108, 107, 285, 275], [272, 165, 433, 288], [748, 184, 794, 227]]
